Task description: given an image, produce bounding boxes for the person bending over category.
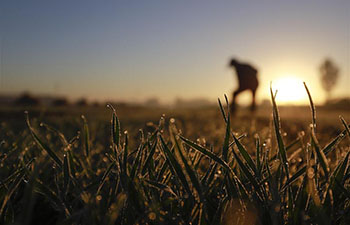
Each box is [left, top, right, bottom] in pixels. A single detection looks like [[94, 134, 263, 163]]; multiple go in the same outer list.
[[228, 58, 259, 113]]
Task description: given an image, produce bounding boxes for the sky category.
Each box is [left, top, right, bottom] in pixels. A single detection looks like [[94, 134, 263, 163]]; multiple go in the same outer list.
[[1, 0, 349, 104]]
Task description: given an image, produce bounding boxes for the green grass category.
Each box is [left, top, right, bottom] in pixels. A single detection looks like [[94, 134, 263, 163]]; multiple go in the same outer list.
[[1, 85, 349, 225]]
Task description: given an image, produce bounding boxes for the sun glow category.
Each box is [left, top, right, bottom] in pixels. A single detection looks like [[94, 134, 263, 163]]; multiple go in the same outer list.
[[272, 76, 307, 104]]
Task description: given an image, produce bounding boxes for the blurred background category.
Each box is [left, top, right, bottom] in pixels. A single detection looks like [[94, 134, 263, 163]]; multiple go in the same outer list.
[[0, 0, 349, 108]]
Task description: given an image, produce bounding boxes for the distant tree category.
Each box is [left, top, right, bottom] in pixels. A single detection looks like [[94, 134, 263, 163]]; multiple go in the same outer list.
[[92, 101, 100, 107], [75, 98, 88, 106], [15, 92, 40, 106], [145, 97, 160, 107], [319, 58, 339, 102], [52, 97, 69, 106]]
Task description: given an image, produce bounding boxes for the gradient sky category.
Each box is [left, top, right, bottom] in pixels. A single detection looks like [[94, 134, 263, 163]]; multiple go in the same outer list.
[[1, 0, 349, 104]]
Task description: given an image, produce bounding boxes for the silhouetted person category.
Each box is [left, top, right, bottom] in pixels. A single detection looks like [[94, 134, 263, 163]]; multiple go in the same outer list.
[[228, 58, 259, 113]]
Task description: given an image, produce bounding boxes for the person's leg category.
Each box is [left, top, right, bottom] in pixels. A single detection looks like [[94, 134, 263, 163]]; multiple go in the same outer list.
[[230, 88, 243, 113], [250, 88, 257, 112]]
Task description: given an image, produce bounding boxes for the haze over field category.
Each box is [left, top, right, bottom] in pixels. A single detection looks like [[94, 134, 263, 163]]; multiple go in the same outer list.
[[1, 0, 349, 104]]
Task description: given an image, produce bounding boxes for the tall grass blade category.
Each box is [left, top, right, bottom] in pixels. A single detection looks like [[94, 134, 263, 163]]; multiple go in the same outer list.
[[232, 133, 257, 175], [159, 134, 192, 196], [330, 151, 349, 189], [130, 144, 144, 179], [280, 166, 307, 192], [311, 129, 329, 179], [180, 136, 232, 172], [144, 179, 178, 197], [218, 98, 228, 123], [0, 158, 35, 188], [270, 85, 289, 178], [0, 170, 26, 215], [303, 82, 316, 131], [97, 162, 115, 194], [170, 127, 203, 200], [26, 113, 63, 168], [323, 129, 347, 155], [63, 154, 70, 194], [222, 111, 230, 162], [107, 104, 121, 155], [122, 131, 129, 177], [231, 149, 263, 200], [255, 136, 262, 176], [81, 115, 90, 158], [141, 139, 158, 175], [340, 116, 350, 140]]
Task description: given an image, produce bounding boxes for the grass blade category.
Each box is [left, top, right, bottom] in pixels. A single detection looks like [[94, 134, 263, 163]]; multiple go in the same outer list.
[[340, 116, 350, 140], [280, 166, 307, 192], [26, 112, 63, 168], [144, 179, 178, 197], [180, 136, 232, 172], [323, 129, 347, 155], [63, 154, 70, 194], [81, 115, 90, 158], [141, 139, 158, 175], [170, 126, 203, 200], [303, 82, 316, 131], [122, 131, 129, 177], [130, 144, 144, 179], [270, 85, 289, 178], [231, 149, 263, 200], [311, 129, 329, 179], [232, 133, 257, 176], [97, 162, 115, 194], [107, 104, 121, 157], [159, 134, 192, 196]]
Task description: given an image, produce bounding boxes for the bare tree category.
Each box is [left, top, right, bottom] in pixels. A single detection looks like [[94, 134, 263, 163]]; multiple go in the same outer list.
[[319, 58, 339, 102]]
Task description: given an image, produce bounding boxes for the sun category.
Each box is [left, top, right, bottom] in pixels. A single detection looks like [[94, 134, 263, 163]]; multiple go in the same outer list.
[[272, 76, 306, 104]]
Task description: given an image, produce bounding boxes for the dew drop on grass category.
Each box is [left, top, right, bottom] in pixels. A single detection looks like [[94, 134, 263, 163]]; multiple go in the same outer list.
[[307, 168, 315, 179], [274, 204, 281, 212], [148, 212, 156, 220], [146, 122, 154, 127], [96, 195, 102, 201]]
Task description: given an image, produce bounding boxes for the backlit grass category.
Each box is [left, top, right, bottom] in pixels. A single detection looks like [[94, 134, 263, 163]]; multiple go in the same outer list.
[[1, 84, 349, 225]]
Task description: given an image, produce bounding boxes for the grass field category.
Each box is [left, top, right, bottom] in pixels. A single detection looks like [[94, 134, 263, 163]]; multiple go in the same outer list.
[[1, 89, 350, 224]]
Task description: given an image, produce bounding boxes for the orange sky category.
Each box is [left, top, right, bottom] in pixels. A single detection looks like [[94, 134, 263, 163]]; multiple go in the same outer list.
[[1, 1, 349, 105]]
